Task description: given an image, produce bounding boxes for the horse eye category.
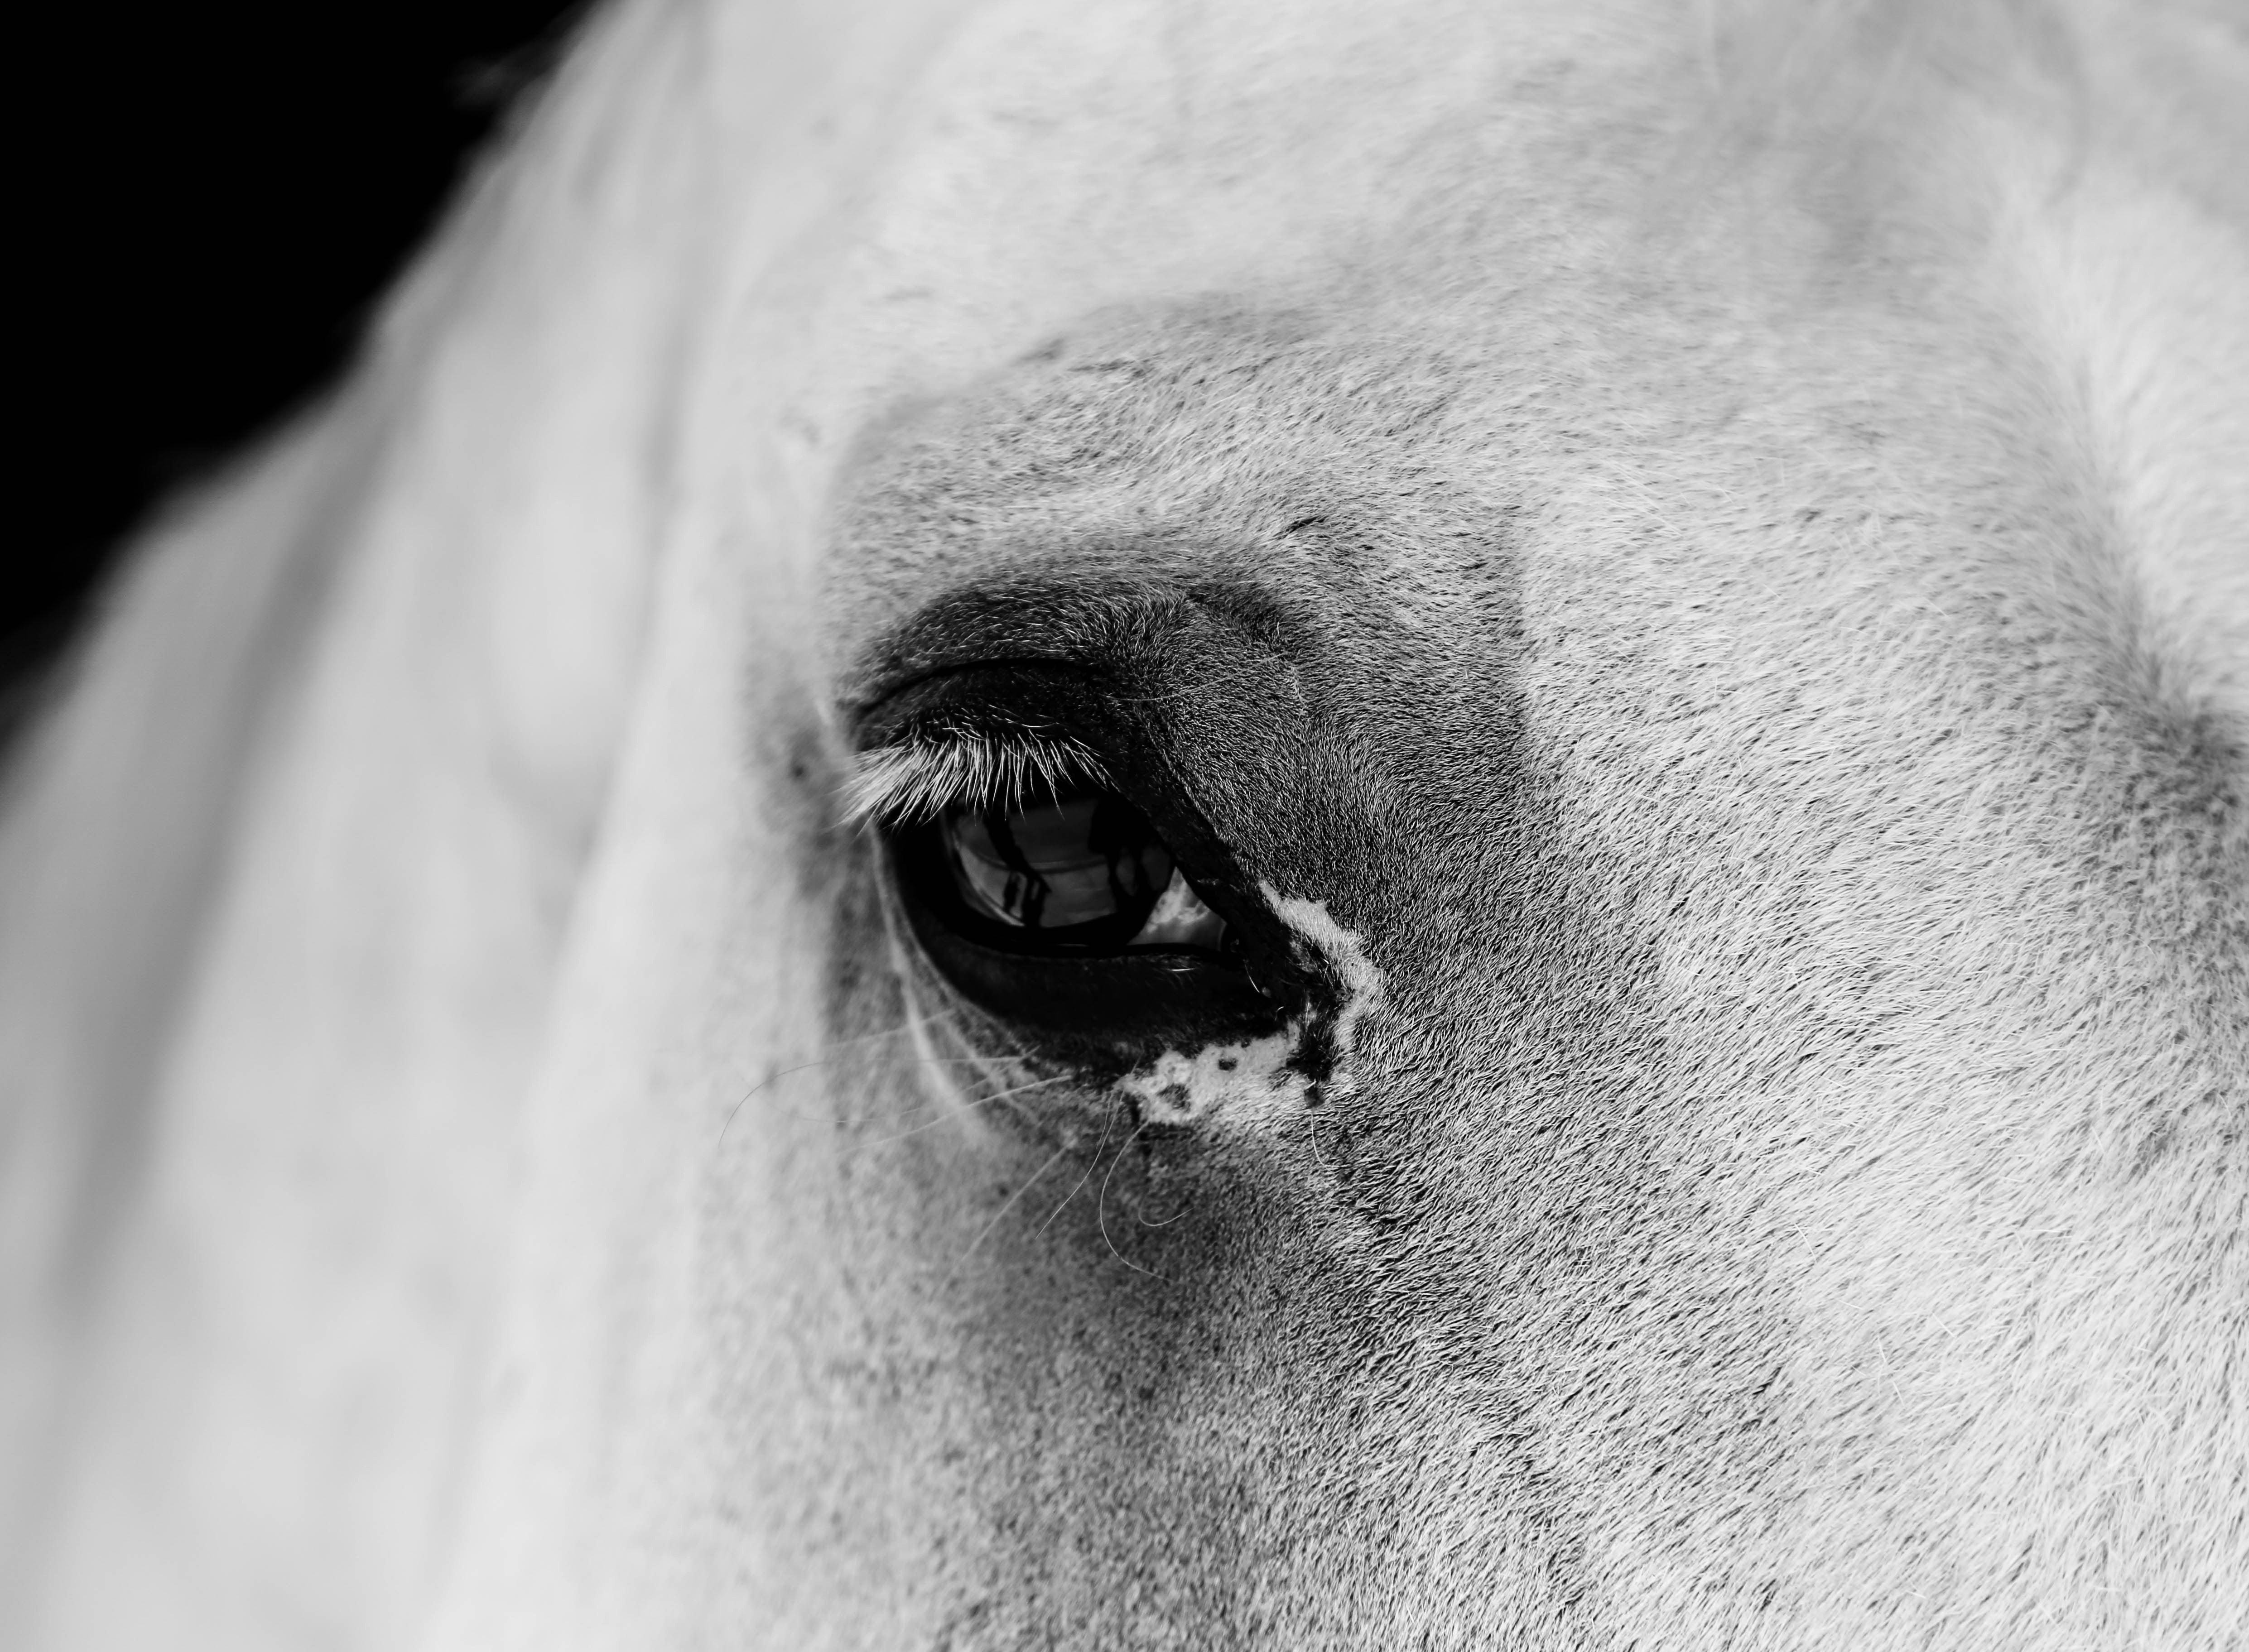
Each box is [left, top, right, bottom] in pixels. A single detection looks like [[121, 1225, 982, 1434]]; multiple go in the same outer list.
[[879, 755, 1284, 1045], [906, 789, 1230, 956]]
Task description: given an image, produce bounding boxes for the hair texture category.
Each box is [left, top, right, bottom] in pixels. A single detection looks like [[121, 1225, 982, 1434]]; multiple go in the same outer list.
[[1705, 0, 2083, 118]]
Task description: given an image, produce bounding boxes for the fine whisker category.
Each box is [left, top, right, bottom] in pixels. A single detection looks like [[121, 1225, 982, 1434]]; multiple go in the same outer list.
[[1097, 1118, 1168, 1280], [848, 1071, 1076, 1156], [1037, 1099, 1123, 1236], [940, 1139, 1079, 1291], [713, 1016, 968, 1144]]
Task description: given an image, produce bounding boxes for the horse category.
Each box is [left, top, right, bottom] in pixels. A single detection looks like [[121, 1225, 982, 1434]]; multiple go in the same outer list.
[[3, 0, 2243, 1645]]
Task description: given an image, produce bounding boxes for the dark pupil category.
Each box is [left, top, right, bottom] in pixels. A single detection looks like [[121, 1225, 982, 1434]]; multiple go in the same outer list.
[[942, 793, 1173, 933]]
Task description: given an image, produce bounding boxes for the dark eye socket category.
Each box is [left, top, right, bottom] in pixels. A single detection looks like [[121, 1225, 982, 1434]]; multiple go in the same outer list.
[[905, 787, 1233, 958]]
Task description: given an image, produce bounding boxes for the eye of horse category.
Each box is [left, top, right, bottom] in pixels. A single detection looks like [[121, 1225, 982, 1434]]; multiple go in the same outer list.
[[910, 788, 1232, 956], [859, 715, 1288, 1050]]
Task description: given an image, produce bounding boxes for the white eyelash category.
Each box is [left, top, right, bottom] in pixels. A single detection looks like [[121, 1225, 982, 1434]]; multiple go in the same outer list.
[[841, 730, 1108, 827]]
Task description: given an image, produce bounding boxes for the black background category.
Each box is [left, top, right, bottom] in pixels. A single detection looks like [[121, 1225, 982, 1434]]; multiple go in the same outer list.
[[14, 4, 588, 732]]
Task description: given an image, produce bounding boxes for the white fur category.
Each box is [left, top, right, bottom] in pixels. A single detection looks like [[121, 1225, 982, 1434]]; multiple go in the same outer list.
[[1264, 886, 1387, 1101], [1119, 1030, 1305, 1128]]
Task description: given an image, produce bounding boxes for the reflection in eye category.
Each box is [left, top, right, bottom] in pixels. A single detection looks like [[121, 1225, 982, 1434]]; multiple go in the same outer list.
[[939, 792, 1228, 950]]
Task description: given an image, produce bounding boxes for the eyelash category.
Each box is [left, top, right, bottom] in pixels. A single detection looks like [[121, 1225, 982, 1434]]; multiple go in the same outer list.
[[840, 729, 1110, 829]]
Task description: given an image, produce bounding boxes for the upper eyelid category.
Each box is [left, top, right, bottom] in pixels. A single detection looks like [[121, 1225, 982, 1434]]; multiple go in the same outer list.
[[835, 577, 1294, 717], [838, 592, 1157, 715]]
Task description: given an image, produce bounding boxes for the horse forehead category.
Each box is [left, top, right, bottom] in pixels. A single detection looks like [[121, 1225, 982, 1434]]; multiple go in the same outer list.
[[793, 0, 2244, 735], [800, 0, 1730, 611], [823, 279, 2058, 721], [815, 118, 2061, 689]]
